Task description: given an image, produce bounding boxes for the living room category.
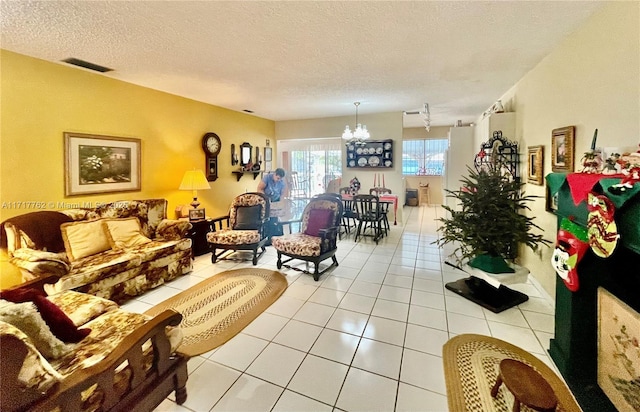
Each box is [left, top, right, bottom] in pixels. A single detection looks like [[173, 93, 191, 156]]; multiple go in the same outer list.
[[1, 2, 638, 411]]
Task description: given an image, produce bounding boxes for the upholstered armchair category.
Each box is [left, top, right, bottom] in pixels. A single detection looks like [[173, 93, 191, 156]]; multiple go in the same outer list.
[[206, 192, 270, 265], [271, 194, 343, 281]]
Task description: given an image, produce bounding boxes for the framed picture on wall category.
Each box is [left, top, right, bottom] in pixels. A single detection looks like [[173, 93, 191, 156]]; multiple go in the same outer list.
[[64, 132, 141, 196], [527, 145, 544, 185], [545, 184, 558, 214], [551, 126, 575, 172]]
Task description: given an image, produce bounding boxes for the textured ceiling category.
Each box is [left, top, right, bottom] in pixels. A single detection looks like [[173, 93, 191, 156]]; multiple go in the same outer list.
[[0, 1, 605, 128]]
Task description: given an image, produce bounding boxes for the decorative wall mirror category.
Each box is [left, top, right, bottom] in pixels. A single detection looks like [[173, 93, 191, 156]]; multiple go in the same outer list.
[[240, 142, 252, 166], [473, 131, 520, 182]]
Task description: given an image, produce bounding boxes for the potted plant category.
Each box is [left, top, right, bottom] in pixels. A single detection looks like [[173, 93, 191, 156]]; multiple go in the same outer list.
[[435, 163, 550, 274]]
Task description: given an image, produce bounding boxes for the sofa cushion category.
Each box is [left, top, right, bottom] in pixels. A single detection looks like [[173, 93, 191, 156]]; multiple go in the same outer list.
[[49, 308, 150, 376], [0, 300, 71, 359], [46, 290, 118, 327], [43, 239, 192, 297], [61, 219, 111, 261], [0, 288, 91, 343], [103, 217, 151, 249], [207, 229, 261, 245], [272, 233, 322, 257]]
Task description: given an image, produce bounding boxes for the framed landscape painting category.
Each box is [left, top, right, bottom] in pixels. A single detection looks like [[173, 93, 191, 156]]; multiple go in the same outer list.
[[527, 145, 543, 185], [551, 126, 575, 172], [64, 132, 141, 196]]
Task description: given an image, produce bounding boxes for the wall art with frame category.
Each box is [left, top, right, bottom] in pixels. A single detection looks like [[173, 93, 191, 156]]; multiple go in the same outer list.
[[64, 132, 141, 196], [545, 184, 558, 214], [551, 126, 575, 172], [527, 145, 544, 185]]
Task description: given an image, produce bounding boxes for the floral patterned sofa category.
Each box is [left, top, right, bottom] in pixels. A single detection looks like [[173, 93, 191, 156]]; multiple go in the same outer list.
[[1, 199, 193, 304], [0, 289, 188, 412]]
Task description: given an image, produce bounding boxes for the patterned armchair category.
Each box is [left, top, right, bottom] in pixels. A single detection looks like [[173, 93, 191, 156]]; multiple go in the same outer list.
[[206, 192, 270, 265], [271, 194, 343, 281]]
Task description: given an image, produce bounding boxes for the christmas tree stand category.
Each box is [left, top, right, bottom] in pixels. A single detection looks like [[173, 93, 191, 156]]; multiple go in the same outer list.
[[444, 260, 530, 313]]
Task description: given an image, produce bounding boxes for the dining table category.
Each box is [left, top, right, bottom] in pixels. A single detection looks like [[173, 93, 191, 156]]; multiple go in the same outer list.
[[341, 193, 399, 225]]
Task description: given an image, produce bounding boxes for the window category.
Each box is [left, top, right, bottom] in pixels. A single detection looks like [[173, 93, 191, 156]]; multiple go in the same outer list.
[[402, 139, 448, 176], [278, 138, 342, 197]]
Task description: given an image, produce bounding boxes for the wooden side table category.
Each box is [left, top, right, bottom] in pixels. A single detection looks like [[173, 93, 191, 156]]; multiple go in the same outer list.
[[491, 359, 558, 412], [187, 219, 212, 256]]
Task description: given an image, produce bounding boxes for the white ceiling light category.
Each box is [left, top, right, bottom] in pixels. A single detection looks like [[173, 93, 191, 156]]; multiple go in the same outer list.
[[342, 102, 370, 144], [404, 103, 431, 132]]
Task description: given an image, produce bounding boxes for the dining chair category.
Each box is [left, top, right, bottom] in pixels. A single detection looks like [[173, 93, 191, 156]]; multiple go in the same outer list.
[[369, 187, 392, 233], [339, 187, 357, 235], [353, 194, 385, 243]]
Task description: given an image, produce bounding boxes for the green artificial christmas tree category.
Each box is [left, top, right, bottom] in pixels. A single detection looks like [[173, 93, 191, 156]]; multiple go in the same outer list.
[[435, 163, 550, 273]]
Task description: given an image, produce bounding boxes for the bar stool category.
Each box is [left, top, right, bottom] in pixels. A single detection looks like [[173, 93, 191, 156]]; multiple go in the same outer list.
[[491, 359, 558, 412], [419, 184, 430, 205]]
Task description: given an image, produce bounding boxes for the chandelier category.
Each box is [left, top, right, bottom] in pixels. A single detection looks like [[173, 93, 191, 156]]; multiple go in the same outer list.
[[342, 102, 370, 144]]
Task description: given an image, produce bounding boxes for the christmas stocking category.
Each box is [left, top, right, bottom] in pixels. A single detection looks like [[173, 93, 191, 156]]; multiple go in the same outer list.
[[551, 218, 589, 292], [587, 192, 619, 258]]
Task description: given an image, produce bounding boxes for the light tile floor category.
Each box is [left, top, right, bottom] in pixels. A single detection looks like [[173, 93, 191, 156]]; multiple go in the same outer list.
[[120, 205, 558, 412]]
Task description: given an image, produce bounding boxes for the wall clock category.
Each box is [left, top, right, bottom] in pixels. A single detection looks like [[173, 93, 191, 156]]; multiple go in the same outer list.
[[202, 132, 221, 181]]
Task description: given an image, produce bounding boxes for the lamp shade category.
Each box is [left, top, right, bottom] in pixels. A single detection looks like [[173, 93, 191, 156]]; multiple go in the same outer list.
[[179, 170, 211, 191]]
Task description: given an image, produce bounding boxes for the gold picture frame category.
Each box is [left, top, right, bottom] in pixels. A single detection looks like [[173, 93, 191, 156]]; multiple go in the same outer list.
[[551, 126, 575, 172], [64, 132, 141, 196], [527, 145, 544, 185]]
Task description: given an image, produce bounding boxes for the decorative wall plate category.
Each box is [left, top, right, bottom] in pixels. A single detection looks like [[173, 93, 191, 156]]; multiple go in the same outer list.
[[349, 160, 356, 167], [384, 142, 392, 150], [376, 147, 383, 154], [368, 156, 380, 166], [358, 157, 367, 166], [356, 147, 363, 155], [385, 160, 392, 167]]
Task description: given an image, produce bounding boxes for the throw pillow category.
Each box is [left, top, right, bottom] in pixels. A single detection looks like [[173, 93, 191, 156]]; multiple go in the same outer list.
[[1, 211, 74, 253], [103, 217, 152, 249], [233, 205, 262, 230], [0, 288, 91, 343], [0, 299, 70, 359], [60, 219, 111, 261], [304, 208, 334, 237]]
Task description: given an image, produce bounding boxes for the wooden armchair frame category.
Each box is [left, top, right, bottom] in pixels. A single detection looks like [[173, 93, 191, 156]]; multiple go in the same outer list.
[[274, 194, 343, 280], [1, 309, 188, 412]]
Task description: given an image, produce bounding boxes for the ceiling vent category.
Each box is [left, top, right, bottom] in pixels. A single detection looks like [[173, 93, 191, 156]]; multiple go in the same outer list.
[[61, 58, 113, 73]]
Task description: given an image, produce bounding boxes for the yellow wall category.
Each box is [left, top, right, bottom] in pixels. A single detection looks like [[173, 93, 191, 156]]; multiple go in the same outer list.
[[0, 50, 275, 222], [490, 2, 640, 296]]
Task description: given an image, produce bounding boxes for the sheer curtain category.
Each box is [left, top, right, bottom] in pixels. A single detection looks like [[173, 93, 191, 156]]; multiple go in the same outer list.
[[277, 138, 342, 197]]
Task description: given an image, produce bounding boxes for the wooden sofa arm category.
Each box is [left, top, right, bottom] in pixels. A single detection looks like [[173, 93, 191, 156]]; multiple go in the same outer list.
[[19, 309, 189, 412]]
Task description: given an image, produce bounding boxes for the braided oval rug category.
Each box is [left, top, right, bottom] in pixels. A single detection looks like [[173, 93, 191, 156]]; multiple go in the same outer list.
[[443, 334, 583, 412], [145, 268, 287, 356]]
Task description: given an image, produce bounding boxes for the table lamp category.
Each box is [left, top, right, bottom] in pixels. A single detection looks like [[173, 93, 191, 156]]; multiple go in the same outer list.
[[179, 169, 211, 209]]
